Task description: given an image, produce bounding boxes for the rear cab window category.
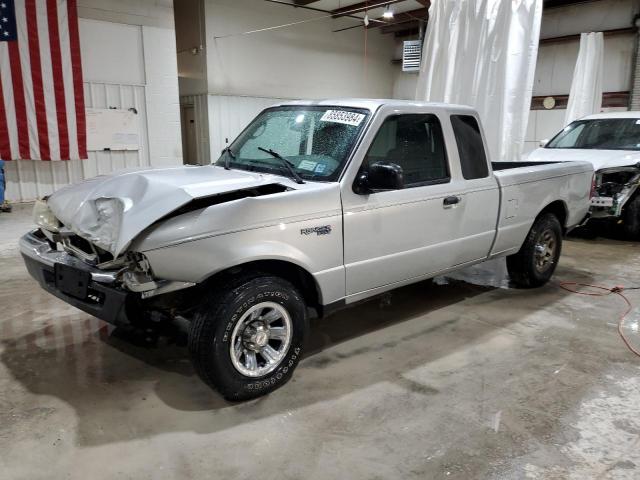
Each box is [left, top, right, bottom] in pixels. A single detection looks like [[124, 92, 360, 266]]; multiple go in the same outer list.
[[450, 115, 489, 180]]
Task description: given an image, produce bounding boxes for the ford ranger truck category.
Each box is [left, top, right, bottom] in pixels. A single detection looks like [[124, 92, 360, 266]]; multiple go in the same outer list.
[[20, 100, 593, 400], [527, 112, 640, 238]]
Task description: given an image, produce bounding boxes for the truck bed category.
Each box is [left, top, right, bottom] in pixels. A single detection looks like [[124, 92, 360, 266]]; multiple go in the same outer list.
[[492, 160, 592, 187], [488, 159, 593, 258]]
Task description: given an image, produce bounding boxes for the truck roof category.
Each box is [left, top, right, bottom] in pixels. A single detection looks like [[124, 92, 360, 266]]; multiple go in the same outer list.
[[582, 111, 640, 120], [273, 98, 478, 114]]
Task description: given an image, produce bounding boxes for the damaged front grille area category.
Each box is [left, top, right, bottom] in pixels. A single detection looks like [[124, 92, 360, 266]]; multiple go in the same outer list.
[[592, 166, 640, 218], [62, 234, 115, 266], [598, 170, 637, 197]]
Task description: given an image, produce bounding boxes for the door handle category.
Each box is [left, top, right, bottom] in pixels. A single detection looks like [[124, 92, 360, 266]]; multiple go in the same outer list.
[[443, 196, 461, 208]]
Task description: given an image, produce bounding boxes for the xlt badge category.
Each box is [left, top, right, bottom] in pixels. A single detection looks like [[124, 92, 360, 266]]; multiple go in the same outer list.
[[301, 225, 332, 236]]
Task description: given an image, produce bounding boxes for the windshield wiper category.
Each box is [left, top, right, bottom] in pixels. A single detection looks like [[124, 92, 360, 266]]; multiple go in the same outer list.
[[257, 147, 305, 184], [221, 146, 236, 170]]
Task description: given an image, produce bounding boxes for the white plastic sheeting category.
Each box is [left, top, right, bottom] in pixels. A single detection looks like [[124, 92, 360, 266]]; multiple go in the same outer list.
[[415, 0, 542, 161], [565, 32, 604, 125]]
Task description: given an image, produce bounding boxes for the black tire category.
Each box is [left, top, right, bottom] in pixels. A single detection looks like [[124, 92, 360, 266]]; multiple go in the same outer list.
[[622, 195, 640, 240], [188, 274, 308, 401], [506, 213, 563, 288]]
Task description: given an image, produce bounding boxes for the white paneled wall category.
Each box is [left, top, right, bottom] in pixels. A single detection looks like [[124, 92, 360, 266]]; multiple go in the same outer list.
[[207, 95, 285, 163], [85, 82, 151, 176], [523, 109, 567, 154]]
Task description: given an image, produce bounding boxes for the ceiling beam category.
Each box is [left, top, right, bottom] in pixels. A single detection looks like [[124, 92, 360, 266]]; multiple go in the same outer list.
[[265, 0, 386, 24], [391, 26, 421, 37], [292, 0, 321, 4], [380, 20, 420, 34], [331, 0, 406, 18]]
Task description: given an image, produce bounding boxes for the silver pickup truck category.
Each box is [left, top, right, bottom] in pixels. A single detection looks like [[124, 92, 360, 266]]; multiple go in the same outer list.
[[21, 99, 593, 400]]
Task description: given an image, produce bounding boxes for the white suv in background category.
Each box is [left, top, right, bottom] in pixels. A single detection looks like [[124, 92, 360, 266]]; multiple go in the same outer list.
[[527, 112, 640, 238]]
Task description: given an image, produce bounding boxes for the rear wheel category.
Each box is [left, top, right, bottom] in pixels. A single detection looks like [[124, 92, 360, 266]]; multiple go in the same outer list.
[[507, 213, 562, 288], [188, 274, 308, 401]]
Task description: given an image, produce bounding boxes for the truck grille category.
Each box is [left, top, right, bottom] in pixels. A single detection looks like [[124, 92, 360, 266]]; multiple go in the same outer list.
[[62, 234, 114, 265]]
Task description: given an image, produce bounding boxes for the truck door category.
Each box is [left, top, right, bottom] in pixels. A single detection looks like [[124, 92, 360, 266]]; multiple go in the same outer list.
[[341, 111, 499, 297]]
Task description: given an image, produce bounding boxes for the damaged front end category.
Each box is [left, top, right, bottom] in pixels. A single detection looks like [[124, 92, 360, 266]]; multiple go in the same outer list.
[[21, 201, 196, 326], [590, 164, 640, 219]]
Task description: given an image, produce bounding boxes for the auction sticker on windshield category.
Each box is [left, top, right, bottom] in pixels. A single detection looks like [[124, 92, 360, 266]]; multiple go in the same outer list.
[[320, 110, 365, 126]]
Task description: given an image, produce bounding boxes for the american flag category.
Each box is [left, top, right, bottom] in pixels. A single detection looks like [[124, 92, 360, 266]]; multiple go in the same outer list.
[[0, 0, 87, 161]]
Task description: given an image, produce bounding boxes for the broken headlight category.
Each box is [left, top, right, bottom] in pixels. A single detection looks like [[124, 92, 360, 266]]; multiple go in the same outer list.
[[33, 199, 61, 232]]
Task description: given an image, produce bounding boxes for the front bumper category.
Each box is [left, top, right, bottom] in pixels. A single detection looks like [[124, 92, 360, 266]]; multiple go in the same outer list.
[[20, 230, 132, 325]]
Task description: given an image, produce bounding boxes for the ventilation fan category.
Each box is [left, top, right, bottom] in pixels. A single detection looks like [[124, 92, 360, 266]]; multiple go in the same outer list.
[[402, 40, 422, 73]]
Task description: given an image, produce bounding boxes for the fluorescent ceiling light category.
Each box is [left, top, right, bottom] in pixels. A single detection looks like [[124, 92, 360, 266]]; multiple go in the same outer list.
[[382, 5, 394, 19]]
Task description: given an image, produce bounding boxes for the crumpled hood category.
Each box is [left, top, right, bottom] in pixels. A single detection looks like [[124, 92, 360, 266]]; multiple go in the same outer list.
[[47, 165, 289, 257], [526, 147, 640, 171]]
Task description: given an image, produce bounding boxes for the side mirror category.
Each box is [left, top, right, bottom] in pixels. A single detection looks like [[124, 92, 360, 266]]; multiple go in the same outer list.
[[354, 161, 404, 194], [539, 138, 549, 147]]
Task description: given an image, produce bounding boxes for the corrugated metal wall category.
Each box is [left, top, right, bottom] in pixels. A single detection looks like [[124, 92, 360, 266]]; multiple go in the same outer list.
[[4, 81, 150, 202]]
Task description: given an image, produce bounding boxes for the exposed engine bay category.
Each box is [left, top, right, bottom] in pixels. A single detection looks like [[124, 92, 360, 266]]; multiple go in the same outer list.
[[591, 165, 640, 218]]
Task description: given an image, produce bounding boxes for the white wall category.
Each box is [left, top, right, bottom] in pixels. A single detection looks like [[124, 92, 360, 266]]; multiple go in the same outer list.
[[524, 109, 566, 154], [534, 34, 635, 96], [204, 0, 396, 99], [175, 0, 207, 96], [143, 25, 182, 167], [391, 38, 419, 100], [5, 0, 182, 202], [207, 95, 286, 162], [76, 0, 174, 28]]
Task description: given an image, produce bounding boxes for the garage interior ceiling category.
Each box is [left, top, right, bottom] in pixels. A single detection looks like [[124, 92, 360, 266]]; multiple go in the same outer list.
[[269, 0, 605, 37]]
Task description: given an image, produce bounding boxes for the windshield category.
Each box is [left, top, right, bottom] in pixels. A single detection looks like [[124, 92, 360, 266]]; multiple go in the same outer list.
[[215, 106, 369, 181], [546, 118, 640, 151]]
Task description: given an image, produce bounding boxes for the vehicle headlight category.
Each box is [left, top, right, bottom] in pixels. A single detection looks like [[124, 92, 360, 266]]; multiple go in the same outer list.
[[33, 199, 61, 232], [84, 197, 125, 252]]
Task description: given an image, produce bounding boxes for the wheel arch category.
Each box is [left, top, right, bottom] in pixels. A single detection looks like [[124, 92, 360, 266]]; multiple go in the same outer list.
[[200, 259, 323, 314], [537, 200, 568, 233]]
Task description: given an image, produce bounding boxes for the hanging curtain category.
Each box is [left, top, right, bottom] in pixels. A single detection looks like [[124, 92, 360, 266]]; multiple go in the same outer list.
[[415, 0, 542, 161], [564, 32, 604, 126]]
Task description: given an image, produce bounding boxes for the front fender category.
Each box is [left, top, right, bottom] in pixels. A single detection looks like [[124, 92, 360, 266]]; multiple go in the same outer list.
[[140, 218, 345, 305]]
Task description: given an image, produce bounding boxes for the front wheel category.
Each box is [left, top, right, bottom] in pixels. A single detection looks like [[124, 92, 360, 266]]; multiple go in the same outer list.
[[622, 195, 640, 240], [507, 213, 563, 288], [188, 274, 308, 401]]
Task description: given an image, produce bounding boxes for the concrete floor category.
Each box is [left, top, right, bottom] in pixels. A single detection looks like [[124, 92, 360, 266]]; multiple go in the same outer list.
[[2, 204, 640, 479]]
